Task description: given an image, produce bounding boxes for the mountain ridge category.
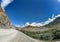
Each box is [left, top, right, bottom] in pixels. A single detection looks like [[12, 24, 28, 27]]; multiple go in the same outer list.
[[0, 6, 12, 28], [45, 16, 60, 28]]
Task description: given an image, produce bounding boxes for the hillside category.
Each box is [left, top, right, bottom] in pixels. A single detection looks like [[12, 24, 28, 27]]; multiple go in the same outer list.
[[0, 6, 41, 42], [45, 16, 60, 28], [19, 15, 60, 41], [0, 6, 11, 28]]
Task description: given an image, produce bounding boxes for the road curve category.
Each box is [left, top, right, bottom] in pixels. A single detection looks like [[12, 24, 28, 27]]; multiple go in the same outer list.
[[0, 29, 40, 42]]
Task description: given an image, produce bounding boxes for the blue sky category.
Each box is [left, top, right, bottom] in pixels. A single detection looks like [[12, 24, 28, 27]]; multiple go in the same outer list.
[[1, 0, 60, 26]]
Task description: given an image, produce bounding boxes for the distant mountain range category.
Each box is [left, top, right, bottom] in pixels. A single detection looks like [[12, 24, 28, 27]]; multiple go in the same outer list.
[[19, 14, 60, 41], [22, 14, 60, 28], [45, 16, 60, 28]]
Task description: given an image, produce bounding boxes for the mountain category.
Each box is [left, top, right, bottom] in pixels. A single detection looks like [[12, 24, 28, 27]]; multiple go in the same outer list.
[[0, 6, 12, 28], [19, 15, 60, 41], [45, 16, 60, 28], [24, 25, 41, 28]]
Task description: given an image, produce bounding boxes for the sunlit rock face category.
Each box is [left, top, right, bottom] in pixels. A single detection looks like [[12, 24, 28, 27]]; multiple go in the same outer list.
[[0, 6, 11, 28]]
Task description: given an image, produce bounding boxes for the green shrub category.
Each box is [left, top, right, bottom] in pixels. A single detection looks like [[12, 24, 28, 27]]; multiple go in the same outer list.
[[20, 28, 60, 40], [52, 29, 60, 40], [39, 33, 54, 40]]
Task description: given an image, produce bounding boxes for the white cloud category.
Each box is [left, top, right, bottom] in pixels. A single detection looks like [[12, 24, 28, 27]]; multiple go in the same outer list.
[[30, 22, 43, 27], [25, 22, 30, 26], [14, 24, 25, 27], [24, 14, 60, 27], [15, 25, 21, 27], [25, 22, 43, 27], [58, 0, 60, 2], [1, 0, 13, 9], [43, 14, 60, 25], [52, 14, 55, 18], [15, 14, 60, 27]]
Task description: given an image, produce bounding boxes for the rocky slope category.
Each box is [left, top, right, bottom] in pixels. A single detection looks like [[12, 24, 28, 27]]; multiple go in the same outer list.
[[0, 6, 41, 42], [0, 6, 11, 28]]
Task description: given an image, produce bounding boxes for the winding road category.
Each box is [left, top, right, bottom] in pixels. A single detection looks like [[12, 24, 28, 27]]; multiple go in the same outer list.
[[0, 29, 40, 42]]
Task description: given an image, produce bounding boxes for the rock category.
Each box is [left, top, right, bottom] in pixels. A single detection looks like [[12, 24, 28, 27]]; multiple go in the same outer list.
[[0, 6, 11, 28]]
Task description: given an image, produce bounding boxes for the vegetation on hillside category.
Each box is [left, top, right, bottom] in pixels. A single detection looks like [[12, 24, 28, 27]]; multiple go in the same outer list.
[[20, 27, 60, 41], [17, 17, 60, 41]]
